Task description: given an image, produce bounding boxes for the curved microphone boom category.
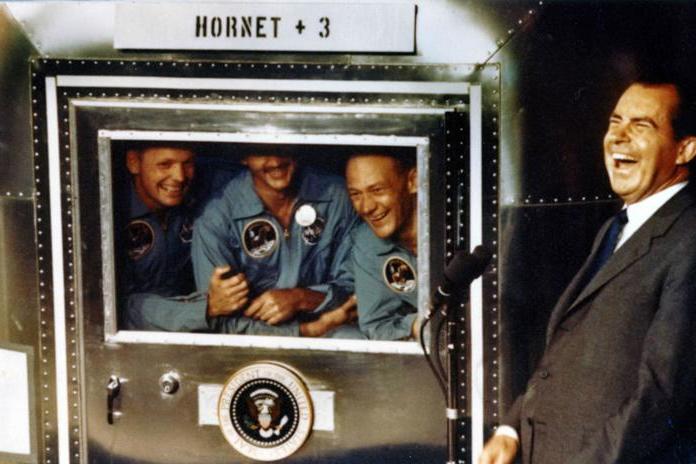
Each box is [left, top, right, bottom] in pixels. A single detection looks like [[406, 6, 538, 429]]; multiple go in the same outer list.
[[434, 245, 492, 308]]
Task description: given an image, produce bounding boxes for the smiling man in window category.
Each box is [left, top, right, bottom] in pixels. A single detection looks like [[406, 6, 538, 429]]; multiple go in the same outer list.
[[121, 142, 236, 331], [345, 151, 420, 341], [192, 145, 360, 337]]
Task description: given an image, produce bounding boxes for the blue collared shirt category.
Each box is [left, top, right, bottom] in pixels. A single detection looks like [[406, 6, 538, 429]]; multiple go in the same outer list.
[[351, 222, 418, 340], [122, 162, 239, 332], [124, 184, 195, 296], [192, 166, 358, 335]]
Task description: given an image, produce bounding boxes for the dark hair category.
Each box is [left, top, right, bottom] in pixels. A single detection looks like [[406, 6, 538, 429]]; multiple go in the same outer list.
[[633, 71, 696, 173], [633, 71, 696, 140]]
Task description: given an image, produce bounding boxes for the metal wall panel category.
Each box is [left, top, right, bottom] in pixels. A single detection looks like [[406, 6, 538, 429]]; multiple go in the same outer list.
[[0, 6, 36, 194], [0, 197, 38, 347], [0, 197, 40, 463]]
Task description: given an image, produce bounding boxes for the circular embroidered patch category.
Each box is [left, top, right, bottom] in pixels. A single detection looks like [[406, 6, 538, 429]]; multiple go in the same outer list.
[[126, 220, 154, 260], [301, 215, 326, 245], [179, 218, 194, 243], [382, 256, 417, 293], [242, 219, 279, 259], [218, 362, 313, 462]]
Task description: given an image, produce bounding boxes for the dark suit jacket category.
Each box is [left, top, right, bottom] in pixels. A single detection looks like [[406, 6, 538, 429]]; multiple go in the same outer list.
[[504, 185, 696, 464]]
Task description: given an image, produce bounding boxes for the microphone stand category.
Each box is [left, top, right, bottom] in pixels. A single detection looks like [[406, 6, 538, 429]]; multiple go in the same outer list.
[[420, 247, 490, 464], [421, 286, 468, 464], [443, 288, 468, 464]]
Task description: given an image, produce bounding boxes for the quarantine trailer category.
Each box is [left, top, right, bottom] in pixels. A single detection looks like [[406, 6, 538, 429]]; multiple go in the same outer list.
[[0, 1, 692, 463]]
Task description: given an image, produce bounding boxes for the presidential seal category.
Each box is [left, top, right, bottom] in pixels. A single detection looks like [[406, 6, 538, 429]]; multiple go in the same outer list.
[[218, 362, 313, 461], [383, 256, 417, 293], [242, 219, 279, 259]]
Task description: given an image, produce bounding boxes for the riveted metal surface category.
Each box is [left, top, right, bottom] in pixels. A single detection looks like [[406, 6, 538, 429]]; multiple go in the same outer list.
[[29, 58, 495, 464]]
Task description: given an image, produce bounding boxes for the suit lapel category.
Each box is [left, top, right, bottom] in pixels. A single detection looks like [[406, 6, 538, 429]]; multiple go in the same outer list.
[[545, 220, 610, 343], [568, 228, 651, 311], [546, 186, 696, 343]]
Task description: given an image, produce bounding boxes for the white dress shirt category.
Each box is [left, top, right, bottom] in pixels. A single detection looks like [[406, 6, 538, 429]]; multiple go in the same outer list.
[[616, 181, 688, 250]]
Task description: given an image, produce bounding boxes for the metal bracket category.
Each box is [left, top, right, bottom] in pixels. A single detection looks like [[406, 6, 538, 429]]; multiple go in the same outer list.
[[107, 375, 122, 425]]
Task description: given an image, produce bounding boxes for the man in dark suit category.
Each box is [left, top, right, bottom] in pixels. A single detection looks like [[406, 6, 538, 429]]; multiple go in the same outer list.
[[480, 78, 696, 464]]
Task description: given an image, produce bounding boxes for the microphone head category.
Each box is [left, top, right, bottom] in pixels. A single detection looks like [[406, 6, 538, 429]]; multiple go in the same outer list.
[[444, 246, 492, 286]]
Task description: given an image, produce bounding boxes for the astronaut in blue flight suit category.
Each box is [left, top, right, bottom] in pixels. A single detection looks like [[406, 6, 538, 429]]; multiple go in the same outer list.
[[345, 152, 420, 340], [121, 143, 243, 331], [192, 147, 361, 337]]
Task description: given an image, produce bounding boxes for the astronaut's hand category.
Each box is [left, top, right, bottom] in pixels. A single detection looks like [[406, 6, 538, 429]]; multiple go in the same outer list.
[[244, 289, 301, 325], [206, 266, 250, 318], [245, 288, 325, 325], [300, 295, 358, 337], [478, 434, 519, 464]]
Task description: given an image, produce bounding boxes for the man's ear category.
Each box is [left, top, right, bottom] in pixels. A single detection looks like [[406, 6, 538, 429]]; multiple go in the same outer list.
[[676, 137, 696, 165], [407, 167, 417, 194], [126, 150, 141, 175]]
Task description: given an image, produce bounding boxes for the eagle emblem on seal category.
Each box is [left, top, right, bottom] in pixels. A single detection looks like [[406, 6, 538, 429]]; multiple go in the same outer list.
[[245, 388, 290, 439], [218, 362, 314, 461]]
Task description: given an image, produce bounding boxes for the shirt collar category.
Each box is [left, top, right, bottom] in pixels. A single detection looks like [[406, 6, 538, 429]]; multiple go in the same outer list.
[[375, 237, 403, 256], [624, 181, 688, 227], [229, 169, 266, 219], [616, 181, 688, 249], [372, 231, 414, 257], [229, 167, 330, 220], [128, 181, 152, 219]]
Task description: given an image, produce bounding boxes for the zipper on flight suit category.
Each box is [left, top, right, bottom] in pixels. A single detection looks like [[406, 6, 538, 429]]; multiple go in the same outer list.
[[283, 199, 300, 240]]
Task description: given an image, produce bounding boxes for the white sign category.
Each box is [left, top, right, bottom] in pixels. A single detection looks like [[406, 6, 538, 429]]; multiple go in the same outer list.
[[0, 348, 31, 456], [115, 3, 415, 52], [308, 390, 335, 432], [197, 384, 223, 427]]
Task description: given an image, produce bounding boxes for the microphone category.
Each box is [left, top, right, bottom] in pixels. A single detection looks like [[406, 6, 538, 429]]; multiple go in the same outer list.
[[433, 246, 492, 308]]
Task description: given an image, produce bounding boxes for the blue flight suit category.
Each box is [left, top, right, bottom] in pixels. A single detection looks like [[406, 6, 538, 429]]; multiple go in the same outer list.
[[122, 161, 237, 332], [351, 222, 418, 340], [192, 166, 357, 336]]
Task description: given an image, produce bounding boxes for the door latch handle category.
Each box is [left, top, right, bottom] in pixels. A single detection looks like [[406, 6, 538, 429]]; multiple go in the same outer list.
[[107, 375, 122, 425]]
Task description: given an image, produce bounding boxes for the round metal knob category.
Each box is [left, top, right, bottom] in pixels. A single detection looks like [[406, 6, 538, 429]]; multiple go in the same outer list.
[[159, 372, 180, 395]]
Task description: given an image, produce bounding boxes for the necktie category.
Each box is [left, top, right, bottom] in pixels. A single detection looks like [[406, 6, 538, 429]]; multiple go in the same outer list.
[[580, 209, 628, 289]]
